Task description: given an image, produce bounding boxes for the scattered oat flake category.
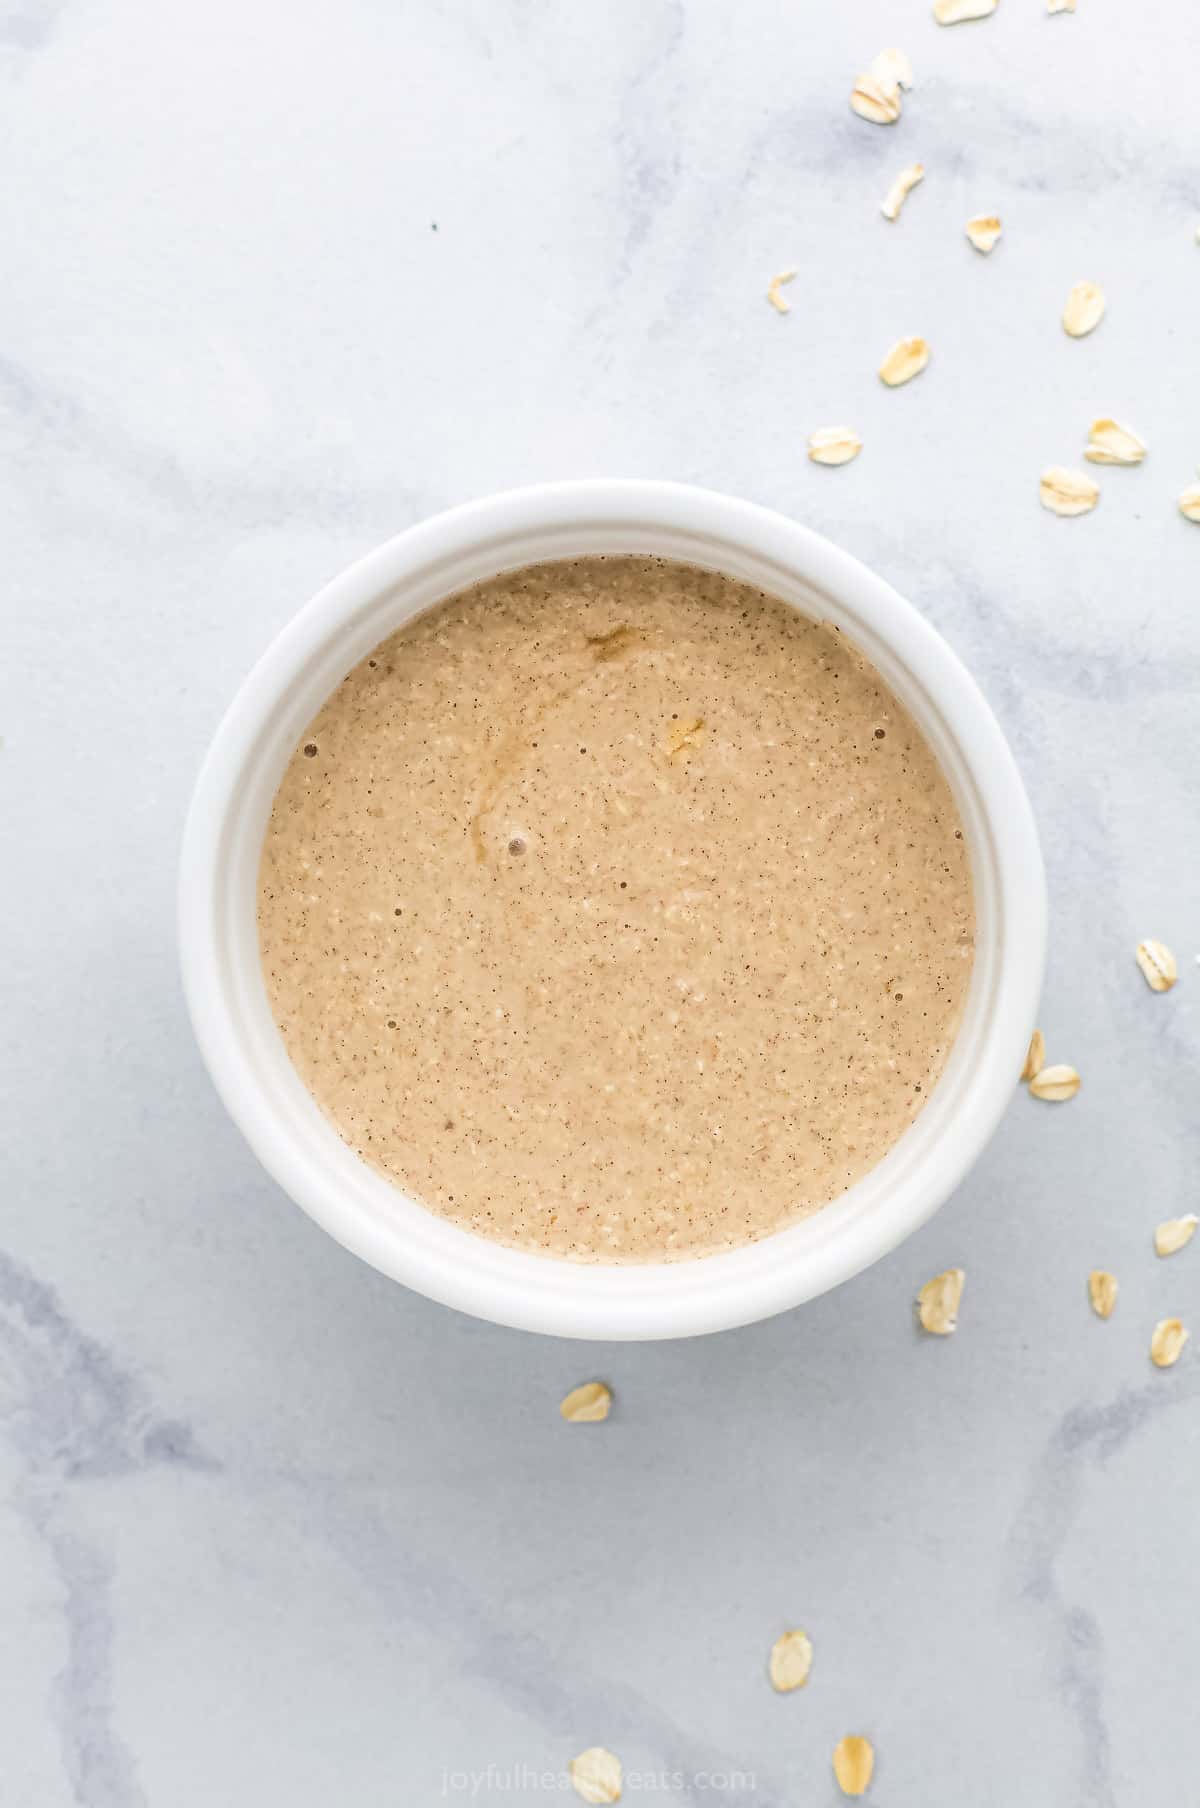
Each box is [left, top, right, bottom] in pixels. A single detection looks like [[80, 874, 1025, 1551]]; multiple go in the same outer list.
[[1062, 281, 1106, 337], [560, 1381, 612, 1422], [664, 718, 705, 760], [1048, 0, 1076, 12], [570, 1748, 622, 1804], [879, 336, 929, 387], [1029, 1063, 1081, 1101], [965, 214, 1002, 254], [851, 72, 902, 124], [1088, 1270, 1119, 1319], [934, 0, 998, 21], [881, 162, 925, 222], [1085, 419, 1147, 466], [1136, 938, 1177, 992], [1040, 467, 1099, 517], [808, 426, 863, 467], [769, 1629, 814, 1692], [917, 1267, 964, 1335], [1180, 484, 1200, 522], [767, 269, 797, 314], [1021, 1028, 1046, 1083], [870, 47, 914, 90], [1155, 1216, 1199, 1257], [1151, 1318, 1189, 1369], [833, 1736, 875, 1797]]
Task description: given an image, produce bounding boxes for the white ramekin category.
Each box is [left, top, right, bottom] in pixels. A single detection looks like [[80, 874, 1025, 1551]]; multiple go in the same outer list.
[[180, 481, 1045, 1340]]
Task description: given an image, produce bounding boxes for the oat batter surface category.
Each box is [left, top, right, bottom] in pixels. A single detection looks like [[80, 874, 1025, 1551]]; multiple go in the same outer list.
[[259, 557, 974, 1261]]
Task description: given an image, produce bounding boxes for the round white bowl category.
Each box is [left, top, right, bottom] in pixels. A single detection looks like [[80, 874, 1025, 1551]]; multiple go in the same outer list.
[[180, 481, 1045, 1340]]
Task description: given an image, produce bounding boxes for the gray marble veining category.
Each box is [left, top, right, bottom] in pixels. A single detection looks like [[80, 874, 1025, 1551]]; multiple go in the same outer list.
[[2, 1, 1199, 1803]]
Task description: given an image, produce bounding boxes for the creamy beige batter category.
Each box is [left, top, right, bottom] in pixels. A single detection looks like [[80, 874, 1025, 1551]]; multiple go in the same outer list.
[[259, 557, 974, 1262]]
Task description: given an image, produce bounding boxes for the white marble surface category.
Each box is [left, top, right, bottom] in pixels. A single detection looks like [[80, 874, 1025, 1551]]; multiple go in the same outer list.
[[3, 2, 1199, 1803]]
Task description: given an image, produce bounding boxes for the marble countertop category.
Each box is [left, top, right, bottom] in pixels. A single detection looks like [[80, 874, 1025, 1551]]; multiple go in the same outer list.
[[4, 1, 1199, 1803]]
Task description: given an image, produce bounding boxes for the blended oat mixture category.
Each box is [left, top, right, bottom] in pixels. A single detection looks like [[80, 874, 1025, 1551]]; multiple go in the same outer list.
[[258, 557, 974, 1261]]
